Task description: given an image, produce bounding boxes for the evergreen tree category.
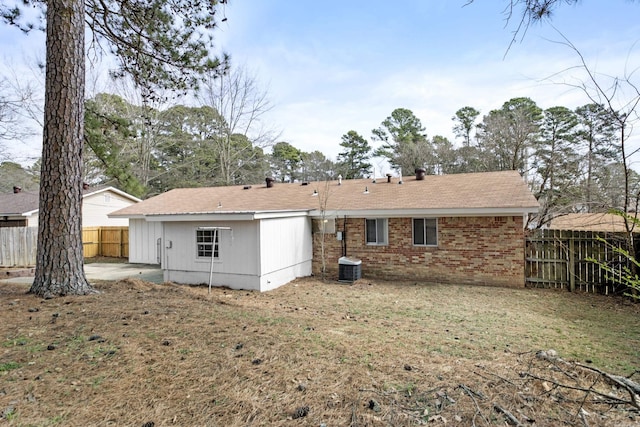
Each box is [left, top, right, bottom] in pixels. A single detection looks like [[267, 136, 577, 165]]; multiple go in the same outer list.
[[533, 106, 580, 226], [372, 108, 433, 174], [574, 103, 620, 211], [452, 106, 480, 147], [270, 141, 302, 182], [84, 94, 146, 197], [336, 130, 372, 179], [300, 150, 335, 182], [476, 97, 543, 174], [1, 0, 226, 297]]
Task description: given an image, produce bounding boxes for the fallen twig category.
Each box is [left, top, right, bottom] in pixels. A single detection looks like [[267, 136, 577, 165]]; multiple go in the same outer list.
[[524, 372, 636, 408], [579, 408, 590, 427], [576, 363, 640, 409], [458, 384, 490, 426], [493, 403, 523, 426], [474, 365, 518, 386]]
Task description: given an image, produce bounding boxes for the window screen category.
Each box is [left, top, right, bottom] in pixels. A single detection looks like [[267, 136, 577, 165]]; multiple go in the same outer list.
[[365, 218, 387, 245], [413, 218, 437, 246], [196, 229, 220, 258]]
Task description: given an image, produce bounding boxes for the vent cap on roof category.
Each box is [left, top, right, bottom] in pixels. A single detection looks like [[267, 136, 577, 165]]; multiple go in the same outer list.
[[415, 168, 426, 181], [265, 177, 274, 188]]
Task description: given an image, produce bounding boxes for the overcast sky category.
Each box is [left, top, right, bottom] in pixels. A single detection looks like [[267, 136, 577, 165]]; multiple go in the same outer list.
[[2, 1, 640, 169]]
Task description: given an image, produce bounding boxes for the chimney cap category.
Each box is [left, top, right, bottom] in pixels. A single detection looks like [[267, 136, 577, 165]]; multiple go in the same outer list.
[[13, 186, 22, 194]]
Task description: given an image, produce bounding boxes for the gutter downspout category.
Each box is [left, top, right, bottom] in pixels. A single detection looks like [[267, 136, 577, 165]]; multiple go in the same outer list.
[[342, 215, 347, 257]]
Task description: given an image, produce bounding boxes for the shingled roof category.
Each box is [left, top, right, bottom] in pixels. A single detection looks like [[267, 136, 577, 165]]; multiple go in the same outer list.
[[548, 213, 637, 233], [0, 191, 39, 216], [111, 170, 539, 219], [0, 185, 141, 216]]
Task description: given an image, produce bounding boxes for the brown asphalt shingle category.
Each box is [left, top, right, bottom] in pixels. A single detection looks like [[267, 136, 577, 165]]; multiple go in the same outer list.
[[111, 171, 539, 217], [548, 213, 637, 232], [0, 192, 39, 215]]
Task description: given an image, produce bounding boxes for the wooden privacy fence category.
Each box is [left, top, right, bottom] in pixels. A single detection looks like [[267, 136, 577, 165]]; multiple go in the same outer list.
[[0, 226, 38, 267], [525, 229, 633, 295], [82, 226, 129, 258], [0, 226, 128, 267]]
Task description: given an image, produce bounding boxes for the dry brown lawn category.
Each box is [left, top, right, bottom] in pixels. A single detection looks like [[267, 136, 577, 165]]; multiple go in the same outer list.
[[1, 277, 639, 426]]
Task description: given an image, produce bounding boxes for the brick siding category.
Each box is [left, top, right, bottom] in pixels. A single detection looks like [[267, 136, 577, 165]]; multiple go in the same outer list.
[[312, 216, 525, 287]]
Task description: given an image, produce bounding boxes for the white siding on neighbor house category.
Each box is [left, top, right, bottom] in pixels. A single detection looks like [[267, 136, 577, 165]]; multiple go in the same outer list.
[[26, 213, 38, 227], [258, 216, 313, 291], [128, 219, 163, 264], [82, 191, 135, 227], [162, 220, 261, 290]]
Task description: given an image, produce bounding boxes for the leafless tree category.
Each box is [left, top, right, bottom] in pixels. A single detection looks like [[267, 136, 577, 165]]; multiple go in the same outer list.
[[198, 65, 279, 185], [314, 180, 333, 281], [0, 74, 42, 161], [545, 34, 640, 230]]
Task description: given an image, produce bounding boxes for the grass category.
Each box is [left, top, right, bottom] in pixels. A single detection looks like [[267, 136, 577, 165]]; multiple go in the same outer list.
[[0, 277, 638, 426], [0, 361, 20, 372]]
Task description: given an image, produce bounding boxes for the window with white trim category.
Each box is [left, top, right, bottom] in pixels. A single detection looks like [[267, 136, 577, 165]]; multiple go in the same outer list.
[[365, 218, 388, 245], [413, 218, 437, 246], [196, 229, 219, 258]]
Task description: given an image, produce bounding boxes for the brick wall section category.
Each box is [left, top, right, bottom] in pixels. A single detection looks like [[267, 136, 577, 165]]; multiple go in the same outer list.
[[312, 216, 525, 287]]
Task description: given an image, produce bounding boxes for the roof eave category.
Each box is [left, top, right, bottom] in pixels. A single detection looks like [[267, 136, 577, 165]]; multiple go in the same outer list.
[[310, 207, 539, 218], [119, 209, 310, 222], [0, 210, 38, 217], [83, 186, 142, 202]]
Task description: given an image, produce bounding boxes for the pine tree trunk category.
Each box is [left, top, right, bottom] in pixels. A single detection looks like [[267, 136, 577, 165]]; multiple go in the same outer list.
[[29, 0, 95, 298]]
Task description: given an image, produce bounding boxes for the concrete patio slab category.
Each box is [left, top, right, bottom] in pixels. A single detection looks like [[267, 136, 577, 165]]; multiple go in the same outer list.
[[0, 263, 163, 285]]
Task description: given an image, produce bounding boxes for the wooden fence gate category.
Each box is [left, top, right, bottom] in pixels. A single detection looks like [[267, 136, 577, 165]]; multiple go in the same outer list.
[[525, 229, 633, 295], [0, 226, 128, 267], [82, 226, 129, 258]]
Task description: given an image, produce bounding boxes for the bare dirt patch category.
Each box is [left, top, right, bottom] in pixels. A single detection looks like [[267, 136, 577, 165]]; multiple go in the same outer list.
[[1, 277, 639, 426]]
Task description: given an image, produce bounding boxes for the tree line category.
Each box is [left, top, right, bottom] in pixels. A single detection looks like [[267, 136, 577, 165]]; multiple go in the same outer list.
[[79, 93, 640, 228], [2, 91, 636, 228]]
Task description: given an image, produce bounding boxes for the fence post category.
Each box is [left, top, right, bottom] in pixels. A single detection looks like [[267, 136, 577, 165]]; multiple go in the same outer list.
[[119, 227, 123, 258], [568, 235, 576, 292]]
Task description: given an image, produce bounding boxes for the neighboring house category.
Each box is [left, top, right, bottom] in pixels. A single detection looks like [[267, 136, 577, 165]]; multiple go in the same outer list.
[[0, 184, 141, 228], [548, 212, 638, 233], [110, 170, 539, 292], [80, 184, 142, 227], [0, 187, 39, 227]]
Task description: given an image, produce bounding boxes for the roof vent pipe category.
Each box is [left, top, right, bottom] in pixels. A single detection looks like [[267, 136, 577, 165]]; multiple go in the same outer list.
[[265, 177, 274, 188], [415, 168, 426, 181], [13, 186, 21, 194], [338, 174, 342, 185], [386, 173, 392, 183]]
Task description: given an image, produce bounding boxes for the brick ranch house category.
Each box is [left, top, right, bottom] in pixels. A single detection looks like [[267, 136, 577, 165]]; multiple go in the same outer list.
[[110, 170, 539, 291]]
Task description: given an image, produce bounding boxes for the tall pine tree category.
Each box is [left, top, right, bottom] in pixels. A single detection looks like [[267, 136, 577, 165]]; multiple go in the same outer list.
[[2, 0, 225, 297]]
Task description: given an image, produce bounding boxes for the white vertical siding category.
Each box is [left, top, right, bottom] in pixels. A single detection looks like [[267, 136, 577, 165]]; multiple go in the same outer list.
[[158, 216, 312, 291], [82, 191, 135, 227], [128, 219, 162, 264], [258, 216, 313, 290], [26, 214, 38, 227], [163, 221, 261, 289]]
